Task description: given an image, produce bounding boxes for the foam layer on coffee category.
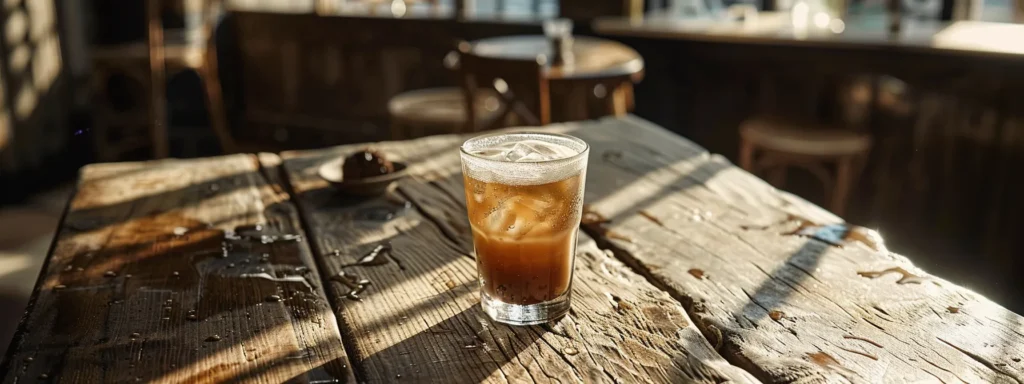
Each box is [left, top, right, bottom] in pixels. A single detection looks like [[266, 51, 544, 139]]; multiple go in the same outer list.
[[461, 133, 588, 185]]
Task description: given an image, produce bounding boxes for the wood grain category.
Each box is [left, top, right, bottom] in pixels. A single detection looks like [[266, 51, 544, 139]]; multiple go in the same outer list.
[[280, 133, 758, 383], [575, 116, 1024, 383], [1, 154, 352, 383]]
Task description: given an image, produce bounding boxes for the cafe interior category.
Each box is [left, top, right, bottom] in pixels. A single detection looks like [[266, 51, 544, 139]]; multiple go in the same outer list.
[[1, 0, 1024, 374]]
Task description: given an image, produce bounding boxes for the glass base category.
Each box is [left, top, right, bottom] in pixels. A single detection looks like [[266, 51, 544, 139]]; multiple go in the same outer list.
[[481, 290, 570, 326]]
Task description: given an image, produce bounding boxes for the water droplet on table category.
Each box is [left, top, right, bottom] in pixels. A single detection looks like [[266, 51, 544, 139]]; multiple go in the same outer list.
[[342, 243, 392, 268], [857, 267, 926, 284], [332, 271, 371, 301], [687, 268, 705, 279]]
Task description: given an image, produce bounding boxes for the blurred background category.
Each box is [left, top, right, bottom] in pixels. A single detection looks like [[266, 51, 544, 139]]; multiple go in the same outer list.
[[1, 0, 1023, 352]]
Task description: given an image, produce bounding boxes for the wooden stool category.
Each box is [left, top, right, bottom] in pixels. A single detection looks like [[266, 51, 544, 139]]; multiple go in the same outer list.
[[738, 117, 872, 216], [387, 87, 501, 139]]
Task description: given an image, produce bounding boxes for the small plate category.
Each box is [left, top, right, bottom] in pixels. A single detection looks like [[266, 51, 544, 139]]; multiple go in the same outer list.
[[318, 157, 408, 197]]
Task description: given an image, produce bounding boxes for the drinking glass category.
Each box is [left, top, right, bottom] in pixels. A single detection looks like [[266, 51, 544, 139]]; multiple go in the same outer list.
[[460, 132, 589, 325]]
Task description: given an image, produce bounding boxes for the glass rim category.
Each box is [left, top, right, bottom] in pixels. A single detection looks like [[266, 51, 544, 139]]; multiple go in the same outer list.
[[459, 131, 590, 166]]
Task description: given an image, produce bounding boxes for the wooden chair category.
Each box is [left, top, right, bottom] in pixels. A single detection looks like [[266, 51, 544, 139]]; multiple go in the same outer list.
[[387, 42, 549, 138], [387, 87, 502, 140], [92, 0, 236, 160], [458, 42, 550, 132], [738, 116, 872, 216]]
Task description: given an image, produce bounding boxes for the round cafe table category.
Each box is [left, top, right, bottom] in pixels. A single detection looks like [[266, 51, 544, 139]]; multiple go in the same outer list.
[[469, 35, 645, 120]]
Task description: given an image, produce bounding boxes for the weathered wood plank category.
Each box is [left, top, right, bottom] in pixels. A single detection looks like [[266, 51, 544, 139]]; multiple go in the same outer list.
[[575, 116, 1024, 383], [281, 133, 758, 383], [1, 154, 353, 383]]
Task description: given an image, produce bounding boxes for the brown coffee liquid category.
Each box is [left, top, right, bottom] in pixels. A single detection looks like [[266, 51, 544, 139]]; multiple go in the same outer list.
[[463, 172, 583, 305]]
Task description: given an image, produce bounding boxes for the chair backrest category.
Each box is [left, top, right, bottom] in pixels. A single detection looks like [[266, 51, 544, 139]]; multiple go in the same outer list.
[[148, 0, 222, 48], [457, 42, 550, 132]]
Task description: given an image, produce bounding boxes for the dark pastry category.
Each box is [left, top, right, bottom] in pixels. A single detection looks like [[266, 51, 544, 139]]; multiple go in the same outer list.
[[343, 149, 394, 179]]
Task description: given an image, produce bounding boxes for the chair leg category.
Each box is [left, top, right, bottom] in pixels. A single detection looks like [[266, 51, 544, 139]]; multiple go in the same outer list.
[[390, 121, 403, 140], [767, 166, 788, 188], [831, 155, 855, 217], [91, 68, 114, 162], [147, 0, 169, 159], [607, 84, 628, 117], [199, 65, 237, 154], [738, 138, 755, 172], [410, 124, 424, 139], [624, 83, 635, 112], [149, 68, 169, 159]]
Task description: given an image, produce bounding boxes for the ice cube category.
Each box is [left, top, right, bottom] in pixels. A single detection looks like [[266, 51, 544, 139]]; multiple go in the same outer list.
[[505, 197, 550, 237], [500, 140, 577, 163], [471, 148, 507, 160], [470, 139, 577, 162], [506, 215, 533, 239], [514, 196, 552, 216], [483, 196, 550, 239], [501, 142, 539, 162], [485, 200, 519, 234], [470, 179, 486, 203]]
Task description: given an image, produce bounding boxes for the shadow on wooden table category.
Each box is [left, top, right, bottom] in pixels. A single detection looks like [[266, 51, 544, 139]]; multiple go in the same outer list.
[[363, 305, 546, 382], [61, 170, 264, 235], [736, 239, 830, 322]]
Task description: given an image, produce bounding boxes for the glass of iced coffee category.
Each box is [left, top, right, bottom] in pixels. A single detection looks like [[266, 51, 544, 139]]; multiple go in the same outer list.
[[460, 132, 589, 325]]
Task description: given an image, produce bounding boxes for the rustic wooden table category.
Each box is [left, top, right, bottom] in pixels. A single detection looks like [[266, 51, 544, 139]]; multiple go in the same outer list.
[[3, 116, 1023, 383]]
